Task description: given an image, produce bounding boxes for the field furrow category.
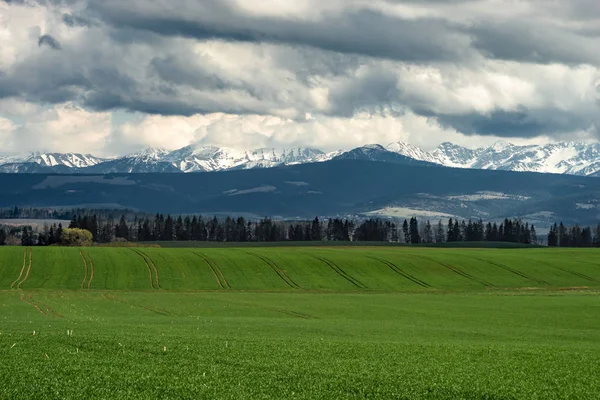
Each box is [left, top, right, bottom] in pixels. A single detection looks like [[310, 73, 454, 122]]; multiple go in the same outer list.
[[10, 248, 27, 289], [17, 248, 33, 289], [80, 251, 89, 290]]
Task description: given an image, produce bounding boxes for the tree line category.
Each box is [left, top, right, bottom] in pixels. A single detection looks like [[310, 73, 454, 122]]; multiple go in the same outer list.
[[547, 223, 600, 247], [0, 214, 538, 246], [3, 211, 600, 248]]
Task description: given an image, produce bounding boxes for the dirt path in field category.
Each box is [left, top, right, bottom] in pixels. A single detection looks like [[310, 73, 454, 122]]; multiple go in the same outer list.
[[194, 252, 230, 289], [244, 251, 300, 289], [475, 258, 547, 285], [28, 294, 63, 317], [20, 293, 45, 316], [416, 255, 494, 288], [312, 255, 366, 289], [130, 249, 156, 289], [17, 249, 33, 289], [367, 256, 431, 288], [102, 293, 168, 316], [136, 250, 161, 289], [79, 251, 89, 289], [20, 293, 47, 316], [86, 252, 95, 289], [10, 248, 28, 289], [263, 306, 316, 319]]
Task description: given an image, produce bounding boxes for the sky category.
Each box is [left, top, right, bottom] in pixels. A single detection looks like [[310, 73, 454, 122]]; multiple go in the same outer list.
[[0, 0, 599, 156]]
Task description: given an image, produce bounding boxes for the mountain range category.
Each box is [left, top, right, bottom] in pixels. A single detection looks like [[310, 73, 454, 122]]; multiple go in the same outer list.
[[2, 159, 600, 226], [1, 141, 600, 177]]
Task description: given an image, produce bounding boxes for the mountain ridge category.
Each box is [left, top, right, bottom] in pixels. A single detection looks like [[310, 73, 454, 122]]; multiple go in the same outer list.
[[2, 159, 600, 225], [2, 141, 600, 176]]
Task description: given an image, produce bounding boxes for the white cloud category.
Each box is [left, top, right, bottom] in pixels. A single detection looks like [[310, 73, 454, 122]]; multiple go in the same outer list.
[[0, 102, 111, 154], [0, 0, 598, 157]]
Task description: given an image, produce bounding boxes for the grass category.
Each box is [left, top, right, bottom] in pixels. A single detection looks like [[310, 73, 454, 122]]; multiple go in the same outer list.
[[0, 246, 599, 399], [2, 246, 599, 291]]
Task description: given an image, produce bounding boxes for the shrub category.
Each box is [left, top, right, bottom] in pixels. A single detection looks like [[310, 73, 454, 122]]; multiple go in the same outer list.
[[60, 228, 93, 247]]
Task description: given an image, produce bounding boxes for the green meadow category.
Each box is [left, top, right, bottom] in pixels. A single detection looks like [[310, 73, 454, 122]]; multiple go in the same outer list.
[[1, 246, 599, 399]]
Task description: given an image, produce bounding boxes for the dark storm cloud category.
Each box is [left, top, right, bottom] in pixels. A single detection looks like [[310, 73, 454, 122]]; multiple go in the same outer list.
[[62, 13, 93, 28], [467, 22, 600, 65], [38, 34, 62, 49], [149, 56, 228, 90], [86, 1, 472, 63], [328, 68, 402, 116], [436, 109, 598, 138], [84, 0, 600, 66], [2, 0, 600, 141]]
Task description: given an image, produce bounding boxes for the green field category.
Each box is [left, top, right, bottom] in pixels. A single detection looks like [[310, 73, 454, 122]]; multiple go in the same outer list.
[[1, 246, 599, 399]]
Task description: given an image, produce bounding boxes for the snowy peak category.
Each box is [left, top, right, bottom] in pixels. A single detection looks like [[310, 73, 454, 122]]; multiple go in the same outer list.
[[125, 148, 169, 161], [164, 143, 331, 173], [2, 141, 600, 176], [386, 141, 600, 176], [26, 152, 105, 168], [490, 140, 512, 152]]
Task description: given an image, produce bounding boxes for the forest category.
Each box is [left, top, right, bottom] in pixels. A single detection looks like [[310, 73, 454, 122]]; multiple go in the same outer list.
[[1, 208, 598, 247]]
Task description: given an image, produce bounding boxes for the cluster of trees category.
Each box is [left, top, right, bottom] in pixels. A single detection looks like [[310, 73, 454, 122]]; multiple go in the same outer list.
[[5, 208, 600, 248], [547, 223, 600, 247], [63, 214, 539, 245], [0, 206, 144, 221], [0, 223, 92, 247]]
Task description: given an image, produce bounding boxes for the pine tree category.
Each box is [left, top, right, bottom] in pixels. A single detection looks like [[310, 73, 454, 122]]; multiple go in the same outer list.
[[409, 217, 421, 244], [548, 224, 558, 247], [423, 220, 433, 243], [311, 217, 322, 241], [530, 224, 537, 245], [447, 218, 454, 242], [403, 220, 410, 244], [116, 215, 129, 240], [391, 223, 399, 243], [435, 220, 445, 243]]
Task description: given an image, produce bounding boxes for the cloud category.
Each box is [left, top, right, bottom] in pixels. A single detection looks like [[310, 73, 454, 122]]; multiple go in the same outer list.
[[38, 34, 61, 49], [0, 101, 111, 154], [0, 0, 599, 155]]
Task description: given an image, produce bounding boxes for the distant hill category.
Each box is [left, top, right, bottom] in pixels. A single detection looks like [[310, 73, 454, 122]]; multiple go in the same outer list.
[[1, 159, 600, 225]]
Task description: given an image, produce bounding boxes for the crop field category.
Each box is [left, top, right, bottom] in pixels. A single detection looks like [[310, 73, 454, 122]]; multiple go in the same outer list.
[[1, 246, 599, 399]]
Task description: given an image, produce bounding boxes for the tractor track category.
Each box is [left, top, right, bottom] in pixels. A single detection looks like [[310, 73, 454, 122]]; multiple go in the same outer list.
[[194, 252, 230, 289], [130, 249, 156, 289], [367, 256, 431, 288], [312, 256, 366, 289], [17, 249, 33, 289], [416, 256, 494, 288], [135, 250, 161, 289], [10, 248, 28, 289], [20, 293, 47, 316], [475, 258, 547, 285], [244, 251, 300, 289], [28, 294, 63, 318], [529, 259, 599, 285], [263, 307, 316, 319], [79, 251, 89, 290], [557, 268, 600, 284], [86, 252, 95, 289]]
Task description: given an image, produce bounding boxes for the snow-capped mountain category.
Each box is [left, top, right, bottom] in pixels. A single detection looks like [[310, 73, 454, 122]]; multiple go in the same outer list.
[[334, 144, 437, 168], [3, 140, 600, 176], [164, 144, 332, 173], [386, 141, 600, 177], [0, 152, 27, 165], [85, 148, 181, 173], [26, 152, 105, 168]]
